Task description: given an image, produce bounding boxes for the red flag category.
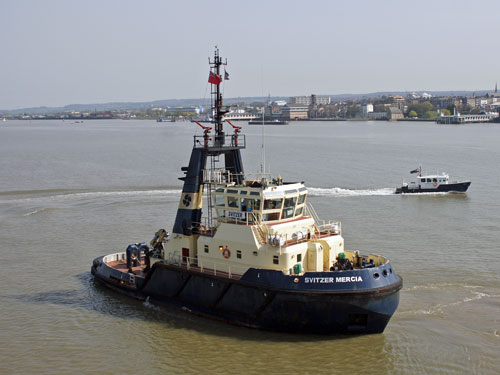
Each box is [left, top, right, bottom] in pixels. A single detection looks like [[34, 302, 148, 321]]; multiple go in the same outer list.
[[208, 71, 222, 85]]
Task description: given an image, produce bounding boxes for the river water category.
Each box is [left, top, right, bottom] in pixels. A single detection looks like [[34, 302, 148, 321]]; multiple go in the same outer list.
[[1, 119, 499, 374]]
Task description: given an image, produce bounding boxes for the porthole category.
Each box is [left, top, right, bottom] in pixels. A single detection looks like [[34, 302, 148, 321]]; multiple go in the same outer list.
[[373, 272, 380, 279], [382, 269, 388, 277], [389, 268, 393, 274]]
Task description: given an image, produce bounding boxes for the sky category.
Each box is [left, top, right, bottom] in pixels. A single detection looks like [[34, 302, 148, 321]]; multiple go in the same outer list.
[[1, 0, 499, 110]]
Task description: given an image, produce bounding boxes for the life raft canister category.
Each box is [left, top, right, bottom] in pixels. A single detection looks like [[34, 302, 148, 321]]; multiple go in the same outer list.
[[222, 247, 231, 259]]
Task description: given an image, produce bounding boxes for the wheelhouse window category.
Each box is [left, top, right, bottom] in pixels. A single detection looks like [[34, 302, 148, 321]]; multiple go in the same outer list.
[[215, 195, 225, 206], [282, 207, 294, 219], [295, 207, 303, 216], [282, 196, 297, 219], [264, 198, 282, 210], [243, 198, 260, 212], [284, 197, 296, 208], [421, 178, 425, 183], [227, 196, 239, 208], [297, 194, 306, 205], [240, 198, 248, 211]]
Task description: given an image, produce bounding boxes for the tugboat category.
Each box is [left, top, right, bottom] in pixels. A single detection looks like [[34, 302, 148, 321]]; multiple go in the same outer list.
[[91, 48, 402, 334], [395, 167, 471, 194]]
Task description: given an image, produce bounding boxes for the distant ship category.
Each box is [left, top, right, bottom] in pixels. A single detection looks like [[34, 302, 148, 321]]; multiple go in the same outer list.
[[395, 167, 471, 194], [157, 117, 175, 123], [248, 118, 288, 125], [91, 48, 402, 334]]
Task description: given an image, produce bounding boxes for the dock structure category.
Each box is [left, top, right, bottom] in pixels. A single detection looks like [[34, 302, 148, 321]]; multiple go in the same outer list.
[[436, 114, 497, 124]]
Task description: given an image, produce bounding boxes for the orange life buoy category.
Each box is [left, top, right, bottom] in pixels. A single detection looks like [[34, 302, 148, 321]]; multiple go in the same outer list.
[[433, 182, 438, 187], [222, 248, 231, 259]]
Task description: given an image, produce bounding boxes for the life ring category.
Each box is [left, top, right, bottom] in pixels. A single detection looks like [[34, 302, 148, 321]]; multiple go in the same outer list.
[[433, 182, 438, 187], [199, 225, 206, 234], [222, 248, 231, 259]]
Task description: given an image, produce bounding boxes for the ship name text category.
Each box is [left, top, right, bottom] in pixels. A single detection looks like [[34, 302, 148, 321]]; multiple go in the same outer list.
[[304, 276, 363, 283]]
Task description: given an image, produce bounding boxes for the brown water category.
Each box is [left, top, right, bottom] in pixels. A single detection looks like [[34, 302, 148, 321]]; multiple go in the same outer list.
[[1, 120, 499, 374]]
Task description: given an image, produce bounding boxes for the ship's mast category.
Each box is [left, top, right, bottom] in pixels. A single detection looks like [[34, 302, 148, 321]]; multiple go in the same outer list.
[[209, 47, 227, 147], [172, 47, 245, 236]]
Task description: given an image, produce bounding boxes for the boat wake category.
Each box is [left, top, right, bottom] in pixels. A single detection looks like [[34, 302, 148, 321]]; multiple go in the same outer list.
[[143, 296, 160, 311], [23, 207, 61, 216], [308, 187, 395, 197], [1, 188, 183, 205], [401, 283, 500, 317]]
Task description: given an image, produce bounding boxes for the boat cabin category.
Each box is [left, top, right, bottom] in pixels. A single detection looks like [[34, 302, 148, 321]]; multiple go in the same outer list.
[[162, 177, 345, 277], [406, 173, 449, 189], [213, 179, 308, 225]]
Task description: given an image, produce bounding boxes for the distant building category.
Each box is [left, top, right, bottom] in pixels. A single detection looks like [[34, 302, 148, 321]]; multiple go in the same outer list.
[[476, 98, 488, 107], [388, 95, 405, 103], [290, 96, 310, 105], [290, 95, 331, 106], [224, 110, 258, 120], [164, 106, 202, 114], [281, 105, 309, 120], [264, 100, 287, 119], [430, 97, 459, 110], [388, 107, 404, 120], [490, 83, 500, 99], [361, 104, 374, 117], [273, 100, 288, 106], [367, 112, 388, 120]]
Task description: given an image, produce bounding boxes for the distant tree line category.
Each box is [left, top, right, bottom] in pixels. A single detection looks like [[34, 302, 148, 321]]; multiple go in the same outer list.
[[407, 102, 437, 119]]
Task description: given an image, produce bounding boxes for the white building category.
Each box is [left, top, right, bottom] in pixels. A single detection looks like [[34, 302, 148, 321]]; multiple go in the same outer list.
[[362, 104, 374, 117], [290, 95, 331, 106]]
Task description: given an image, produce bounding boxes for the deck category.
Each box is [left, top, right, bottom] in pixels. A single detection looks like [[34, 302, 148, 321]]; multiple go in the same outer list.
[[106, 258, 242, 280]]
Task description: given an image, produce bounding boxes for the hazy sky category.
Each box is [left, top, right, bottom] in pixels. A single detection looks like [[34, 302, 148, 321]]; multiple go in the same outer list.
[[1, 0, 499, 109]]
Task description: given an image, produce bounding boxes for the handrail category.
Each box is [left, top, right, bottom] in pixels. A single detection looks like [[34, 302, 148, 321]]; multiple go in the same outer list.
[[305, 202, 321, 225], [203, 168, 245, 184], [304, 202, 322, 238], [251, 212, 270, 244], [165, 254, 247, 279], [192, 219, 219, 236], [193, 134, 246, 149]]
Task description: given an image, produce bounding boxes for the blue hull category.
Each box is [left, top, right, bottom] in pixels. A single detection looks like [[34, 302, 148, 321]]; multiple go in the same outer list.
[[395, 181, 471, 194], [92, 258, 402, 334]]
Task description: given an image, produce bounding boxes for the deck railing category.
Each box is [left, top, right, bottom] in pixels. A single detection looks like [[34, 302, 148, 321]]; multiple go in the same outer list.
[[193, 134, 246, 149], [165, 254, 248, 279], [103, 252, 127, 263]]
